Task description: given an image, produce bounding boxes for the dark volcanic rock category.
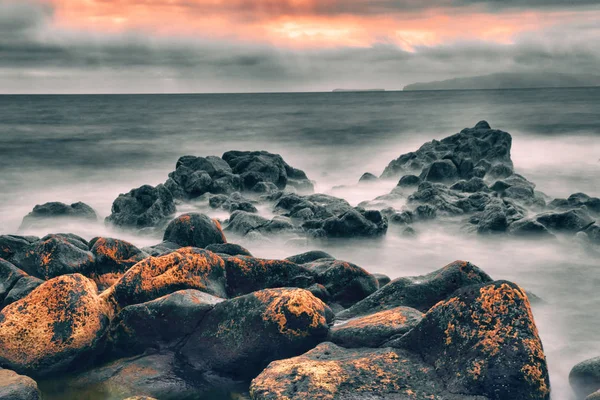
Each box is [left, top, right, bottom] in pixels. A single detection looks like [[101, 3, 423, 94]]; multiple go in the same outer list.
[[106, 184, 176, 229], [163, 213, 227, 248], [535, 208, 594, 234], [508, 218, 554, 238], [330, 306, 423, 348], [304, 259, 378, 308], [103, 247, 227, 310], [224, 256, 314, 297], [477, 201, 509, 234], [141, 241, 181, 257], [11, 234, 95, 280], [486, 163, 513, 180], [570, 356, 600, 399], [450, 177, 489, 193], [209, 192, 258, 213], [3, 276, 43, 307], [250, 342, 485, 400], [177, 288, 333, 381], [88, 237, 148, 290], [397, 174, 421, 188], [205, 243, 252, 257], [109, 290, 223, 356], [0, 274, 110, 377], [373, 272, 391, 287], [0, 259, 27, 304], [358, 172, 378, 183], [421, 159, 459, 183], [19, 201, 97, 230], [285, 250, 334, 264], [321, 208, 388, 238], [0, 235, 39, 264], [0, 369, 41, 400], [225, 210, 295, 237], [337, 260, 493, 319], [165, 155, 239, 199], [391, 280, 550, 400]]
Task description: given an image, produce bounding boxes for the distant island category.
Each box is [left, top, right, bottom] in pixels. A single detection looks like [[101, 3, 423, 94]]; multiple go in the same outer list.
[[332, 89, 385, 92], [403, 72, 600, 91]]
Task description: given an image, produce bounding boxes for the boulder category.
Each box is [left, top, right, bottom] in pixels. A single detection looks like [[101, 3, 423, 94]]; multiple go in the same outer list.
[[486, 164, 513, 180], [250, 342, 484, 400], [0, 274, 110, 377], [397, 174, 421, 188], [163, 213, 227, 248], [0, 259, 27, 304], [106, 184, 176, 229], [88, 237, 148, 290], [588, 391, 600, 400], [205, 243, 253, 257], [508, 218, 554, 238], [103, 247, 227, 310], [3, 276, 43, 307], [450, 177, 489, 193], [109, 290, 223, 356], [0, 235, 39, 264], [372, 273, 391, 287], [11, 234, 95, 280], [321, 208, 387, 238], [141, 241, 181, 257], [0, 369, 41, 400], [285, 250, 334, 264], [421, 159, 459, 183], [19, 201, 97, 230], [225, 256, 314, 297], [358, 172, 378, 183], [570, 356, 600, 399], [337, 260, 493, 319], [330, 306, 423, 348], [391, 281, 550, 400], [226, 211, 295, 237], [477, 201, 509, 234], [303, 259, 378, 308], [535, 209, 594, 234], [274, 193, 351, 222], [177, 288, 333, 381], [209, 192, 258, 213]]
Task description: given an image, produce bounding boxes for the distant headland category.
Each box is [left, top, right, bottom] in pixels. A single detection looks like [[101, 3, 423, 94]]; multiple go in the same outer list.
[[332, 89, 385, 92]]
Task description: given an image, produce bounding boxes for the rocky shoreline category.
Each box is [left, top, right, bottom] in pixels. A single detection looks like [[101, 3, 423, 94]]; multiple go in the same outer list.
[[1, 122, 599, 399]]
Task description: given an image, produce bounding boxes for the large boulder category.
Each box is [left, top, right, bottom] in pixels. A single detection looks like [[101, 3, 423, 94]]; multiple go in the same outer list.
[[88, 237, 148, 290], [177, 288, 333, 381], [535, 208, 595, 234], [0, 369, 41, 400], [224, 256, 314, 297], [330, 306, 423, 348], [11, 234, 95, 280], [337, 260, 493, 319], [570, 356, 600, 399], [106, 184, 176, 229], [250, 342, 483, 400], [163, 213, 227, 248], [477, 201, 509, 234], [165, 155, 239, 198], [508, 218, 554, 238], [109, 290, 223, 356], [19, 201, 97, 230], [274, 193, 351, 222], [392, 280, 550, 400], [321, 208, 388, 238], [421, 159, 459, 183], [0, 274, 110, 377], [103, 247, 226, 310], [225, 211, 295, 237]]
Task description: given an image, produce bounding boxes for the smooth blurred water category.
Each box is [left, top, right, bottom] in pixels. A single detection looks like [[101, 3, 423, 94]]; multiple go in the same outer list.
[[1, 88, 599, 399]]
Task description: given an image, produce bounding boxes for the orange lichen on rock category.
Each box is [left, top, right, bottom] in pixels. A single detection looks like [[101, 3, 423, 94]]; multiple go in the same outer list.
[[212, 219, 227, 243], [255, 288, 329, 338], [340, 307, 419, 329], [0, 274, 110, 376]]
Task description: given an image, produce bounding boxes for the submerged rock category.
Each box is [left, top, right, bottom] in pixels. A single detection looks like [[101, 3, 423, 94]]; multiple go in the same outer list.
[[177, 288, 333, 381], [163, 213, 227, 248], [0, 369, 41, 400], [535, 208, 594, 234], [106, 184, 176, 229], [19, 201, 97, 230], [0, 274, 110, 377], [358, 172, 378, 183], [570, 356, 600, 399]]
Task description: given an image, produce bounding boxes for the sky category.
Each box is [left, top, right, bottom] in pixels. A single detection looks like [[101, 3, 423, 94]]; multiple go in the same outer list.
[[0, 0, 599, 93]]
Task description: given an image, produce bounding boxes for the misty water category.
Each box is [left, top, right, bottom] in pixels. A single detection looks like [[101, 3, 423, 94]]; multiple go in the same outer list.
[[1, 88, 599, 399]]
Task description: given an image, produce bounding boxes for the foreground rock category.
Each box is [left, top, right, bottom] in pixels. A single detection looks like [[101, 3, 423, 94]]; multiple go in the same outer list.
[[162, 213, 227, 248], [106, 184, 176, 229], [337, 260, 492, 319], [103, 247, 227, 310], [392, 280, 550, 400], [0, 274, 110, 377], [0, 369, 41, 400], [2, 275, 43, 307], [19, 201, 97, 230], [177, 288, 333, 381], [250, 342, 484, 400], [0, 259, 27, 304], [88, 237, 148, 290], [570, 356, 600, 399]]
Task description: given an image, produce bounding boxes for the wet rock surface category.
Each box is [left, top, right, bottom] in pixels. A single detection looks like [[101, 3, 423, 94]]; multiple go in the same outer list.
[[162, 213, 227, 248], [19, 202, 97, 230], [0, 369, 41, 400], [106, 184, 176, 229]]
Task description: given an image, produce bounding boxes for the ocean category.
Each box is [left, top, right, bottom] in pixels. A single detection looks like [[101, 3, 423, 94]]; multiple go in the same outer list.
[[1, 87, 599, 399]]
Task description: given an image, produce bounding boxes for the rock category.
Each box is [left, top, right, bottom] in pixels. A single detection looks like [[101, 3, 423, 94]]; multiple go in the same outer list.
[[19, 201, 97, 230], [67, 352, 203, 400], [250, 342, 484, 400], [408, 182, 467, 215], [321, 208, 387, 238], [11, 234, 95, 280], [103, 247, 227, 310], [585, 224, 600, 245], [414, 204, 437, 220], [570, 356, 600, 398], [421, 159, 459, 183], [486, 164, 513, 180], [568, 193, 600, 215], [477, 201, 508, 234], [275, 193, 351, 222], [0, 259, 27, 304], [0, 369, 41, 400], [337, 260, 493, 319], [402, 226, 417, 237], [209, 192, 258, 213], [109, 290, 223, 356], [177, 288, 333, 381], [252, 181, 279, 193], [226, 211, 284, 236], [450, 177, 489, 193], [509, 218, 555, 238], [391, 281, 550, 400], [141, 241, 181, 256], [358, 172, 378, 183], [205, 243, 253, 257], [163, 213, 227, 248], [106, 184, 176, 229], [88, 237, 148, 290], [535, 208, 595, 234], [372, 273, 391, 287], [3, 276, 43, 307], [285, 250, 334, 264], [397, 174, 421, 187], [0, 235, 39, 264], [587, 391, 600, 400], [0, 274, 110, 377], [330, 306, 423, 348], [225, 256, 314, 297]]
